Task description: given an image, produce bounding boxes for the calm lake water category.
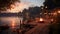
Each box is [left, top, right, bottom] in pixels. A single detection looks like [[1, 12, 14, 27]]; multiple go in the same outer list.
[[0, 17, 23, 28]]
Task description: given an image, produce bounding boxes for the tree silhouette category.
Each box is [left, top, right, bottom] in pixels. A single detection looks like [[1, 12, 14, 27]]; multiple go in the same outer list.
[[0, 0, 20, 11], [43, 0, 60, 10]]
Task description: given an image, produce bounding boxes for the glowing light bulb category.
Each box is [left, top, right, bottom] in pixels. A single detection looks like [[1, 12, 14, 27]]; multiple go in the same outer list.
[[58, 11, 60, 13], [40, 18, 43, 21]]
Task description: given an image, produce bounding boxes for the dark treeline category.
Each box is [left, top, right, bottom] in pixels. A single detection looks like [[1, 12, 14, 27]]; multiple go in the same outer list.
[[44, 0, 60, 10], [0, 0, 60, 12], [0, 0, 60, 18], [22, 0, 60, 34], [22, 6, 41, 18], [22, 0, 60, 17], [43, 0, 60, 34], [0, 0, 60, 34]]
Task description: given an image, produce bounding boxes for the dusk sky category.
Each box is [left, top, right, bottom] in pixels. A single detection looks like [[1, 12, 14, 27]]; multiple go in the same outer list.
[[20, 0, 44, 7], [1, 0, 45, 13]]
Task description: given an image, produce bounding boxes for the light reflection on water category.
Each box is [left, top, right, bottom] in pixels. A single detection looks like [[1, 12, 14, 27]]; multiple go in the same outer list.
[[0, 17, 23, 29]]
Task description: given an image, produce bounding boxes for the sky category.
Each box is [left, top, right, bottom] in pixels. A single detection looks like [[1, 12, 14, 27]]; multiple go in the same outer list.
[[20, 0, 44, 7], [1, 0, 45, 13]]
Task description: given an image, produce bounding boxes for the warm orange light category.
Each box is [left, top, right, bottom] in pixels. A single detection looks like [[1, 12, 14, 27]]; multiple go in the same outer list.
[[58, 11, 60, 13], [40, 18, 43, 21], [44, 13, 47, 14], [53, 12, 57, 15], [51, 19, 54, 22], [11, 21, 15, 28]]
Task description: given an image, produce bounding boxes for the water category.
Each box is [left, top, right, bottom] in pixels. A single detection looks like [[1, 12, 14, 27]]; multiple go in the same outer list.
[[0, 17, 23, 29]]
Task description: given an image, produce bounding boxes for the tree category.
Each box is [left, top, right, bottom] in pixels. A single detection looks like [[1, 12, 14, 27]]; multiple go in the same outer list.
[[0, 0, 20, 11], [43, 0, 60, 10]]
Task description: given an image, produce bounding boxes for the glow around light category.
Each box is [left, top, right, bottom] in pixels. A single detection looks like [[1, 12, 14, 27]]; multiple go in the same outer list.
[[11, 21, 15, 28], [58, 11, 60, 13], [40, 18, 43, 21], [53, 12, 57, 15]]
